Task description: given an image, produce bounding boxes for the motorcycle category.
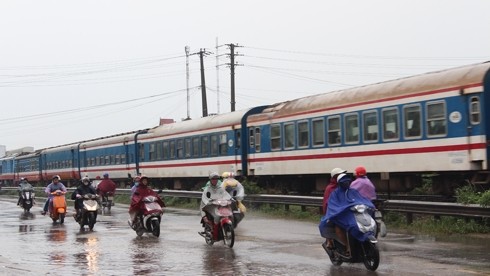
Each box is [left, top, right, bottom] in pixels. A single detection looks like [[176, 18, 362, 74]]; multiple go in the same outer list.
[[49, 190, 67, 224], [199, 199, 235, 248], [19, 189, 35, 213], [322, 204, 380, 271], [372, 199, 387, 238], [76, 194, 99, 231], [230, 199, 245, 228], [130, 195, 164, 237], [100, 191, 115, 214]]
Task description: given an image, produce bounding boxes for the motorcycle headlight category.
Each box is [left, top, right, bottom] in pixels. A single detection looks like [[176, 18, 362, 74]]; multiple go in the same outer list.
[[352, 204, 366, 213]]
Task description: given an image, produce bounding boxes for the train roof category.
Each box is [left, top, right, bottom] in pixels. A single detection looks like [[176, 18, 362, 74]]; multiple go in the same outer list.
[[144, 108, 256, 138], [270, 61, 490, 118]]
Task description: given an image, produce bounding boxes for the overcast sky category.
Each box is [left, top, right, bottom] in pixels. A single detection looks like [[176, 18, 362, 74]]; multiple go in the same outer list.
[[1, 0, 490, 151]]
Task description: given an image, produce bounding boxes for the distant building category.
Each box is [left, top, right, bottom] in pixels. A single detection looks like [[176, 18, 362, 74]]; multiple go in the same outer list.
[[159, 118, 175, 126]]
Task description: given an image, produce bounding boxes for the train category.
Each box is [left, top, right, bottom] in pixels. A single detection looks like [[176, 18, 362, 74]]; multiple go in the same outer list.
[[2, 61, 490, 195]]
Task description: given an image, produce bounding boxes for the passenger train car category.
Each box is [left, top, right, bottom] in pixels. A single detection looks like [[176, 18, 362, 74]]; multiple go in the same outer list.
[[1, 62, 489, 194]]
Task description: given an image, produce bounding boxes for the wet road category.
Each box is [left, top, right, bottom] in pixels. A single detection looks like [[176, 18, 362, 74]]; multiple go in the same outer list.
[[1, 197, 489, 276]]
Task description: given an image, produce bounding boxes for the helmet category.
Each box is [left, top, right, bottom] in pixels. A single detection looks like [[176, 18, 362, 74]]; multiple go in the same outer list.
[[134, 176, 141, 182], [82, 176, 90, 184], [355, 166, 367, 177], [95, 176, 101, 180], [103, 173, 109, 178], [337, 173, 352, 189], [52, 175, 60, 180], [222, 172, 235, 178], [20, 177, 26, 182], [139, 175, 149, 185], [330, 168, 346, 177], [209, 172, 219, 180]]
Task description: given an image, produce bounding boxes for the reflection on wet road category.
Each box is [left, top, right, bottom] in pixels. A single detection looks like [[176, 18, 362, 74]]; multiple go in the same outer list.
[[0, 198, 489, 275]]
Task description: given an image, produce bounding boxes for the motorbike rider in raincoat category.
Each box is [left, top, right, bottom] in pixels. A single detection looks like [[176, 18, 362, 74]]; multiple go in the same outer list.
[[221, 172, 246, 209], [128, 175, 165, 228], [71, 176, 97, 222], [42, 175, 67, 215], [17, 177, 34, 206], [319, 173, 374, 256], [200, 172, 232, 227]]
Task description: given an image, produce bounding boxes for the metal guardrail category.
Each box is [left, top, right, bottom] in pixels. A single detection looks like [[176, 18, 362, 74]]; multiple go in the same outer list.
[[2, 187, 488, 220]]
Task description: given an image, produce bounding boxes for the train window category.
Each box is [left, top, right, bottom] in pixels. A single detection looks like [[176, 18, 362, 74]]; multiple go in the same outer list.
[[96, 156, 100, 166], [312, 118, 324, 147], [156, 142, 163, 160], [170, 140, 176, 159], [91, 158, 95, 166], [249, 128, 255, 148], [271, 124, 281, 150], [404, 105, 422, 138], [284, 123, 295, 149], [328, 116, 341, 146], [382, 108, 399, 141], [235, 131, 241, 149], [470, 97, 480, 124], [254, 128, 261, 152], [121, 154, 126, 164], [149, 143, 156, 161], [363, 111, 379, 142], [177, 139, 184, 158], [345, 113, 359, 144], [211, 135, 218, 156], [426, 101, 447, 137], [185, 138, 191, 158], [192, 137, 199, 157], [106, 156, 110, 165], [201, 136, 209, 157], [139, 144, 145, 161], [111, 155, 116, 164], [115, 155, 120, 165], [220, 133, 228, 155], [163, 141, 169, 159], [298, 121, 309, 148]]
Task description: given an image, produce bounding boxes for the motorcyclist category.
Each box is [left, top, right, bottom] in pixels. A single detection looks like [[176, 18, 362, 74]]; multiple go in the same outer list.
[[42, 175, 67, 215], [320, 173, 374, 257], [96, 173, 117, 199], [322, 167, 346, 248], [221, 172, 246, 227], [128, 175, 165, 228], [130, 176, 141, 197], [350, 166, 377, 201], [71, 176, 97, 222], [200, 172, 232, 228], [17, 177, 34, 206]]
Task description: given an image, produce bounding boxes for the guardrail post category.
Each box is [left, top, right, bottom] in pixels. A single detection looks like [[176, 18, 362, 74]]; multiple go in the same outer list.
[[301, 205, 306, 212], [406, 212, 413, 224], [285, 204, 289, 211]]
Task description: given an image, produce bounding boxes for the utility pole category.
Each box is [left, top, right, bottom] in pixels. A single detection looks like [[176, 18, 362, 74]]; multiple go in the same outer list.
[[185, 46, 190, 120], [216, 37, 220, 114], [198, 48, 212, 117], [226, 43, 242, 112]]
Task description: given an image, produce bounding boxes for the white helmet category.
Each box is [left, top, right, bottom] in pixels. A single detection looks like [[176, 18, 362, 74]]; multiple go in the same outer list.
[[331, 168, 346, 177]]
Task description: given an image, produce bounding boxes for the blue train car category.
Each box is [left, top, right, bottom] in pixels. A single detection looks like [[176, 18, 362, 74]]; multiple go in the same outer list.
[[41, 143, 80, 186], [245, 62, 490, 195], [15, 150, 42, 184], [0, 154, 16, 186]]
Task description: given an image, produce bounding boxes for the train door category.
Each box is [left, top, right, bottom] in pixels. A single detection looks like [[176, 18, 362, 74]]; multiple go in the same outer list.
[[233, 129, 242, 173], [246, 126, 261, 175]]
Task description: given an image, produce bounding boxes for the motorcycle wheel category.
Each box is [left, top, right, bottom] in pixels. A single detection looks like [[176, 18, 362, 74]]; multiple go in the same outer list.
[[60, 213, 65, 224], [204, 224, 214, 246], [151, 220, 160, 237], [327, 249, 343, 266], [222, 223, 235, 248], [88, 212, 96, 231], [362, 242, 380, 271]]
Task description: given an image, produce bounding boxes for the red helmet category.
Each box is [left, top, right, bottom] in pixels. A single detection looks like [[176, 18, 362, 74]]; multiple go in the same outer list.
[[355, 166, 367, 177]]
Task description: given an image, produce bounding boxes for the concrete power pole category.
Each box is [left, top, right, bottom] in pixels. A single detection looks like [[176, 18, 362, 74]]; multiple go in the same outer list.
[[226, 43, 241, 112], [185, 46, 190, 120], [198, 49, 211, 117], [216, 37, 220, 114]]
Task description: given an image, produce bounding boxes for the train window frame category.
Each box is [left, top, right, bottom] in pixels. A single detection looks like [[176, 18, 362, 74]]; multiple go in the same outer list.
[[169, 140, 176, 159], [156, 142, 163, 160], [177, 139, 184, 159], [284, 122, 296, 149], [235, 130, 241, 150], [270, 124, 281, 151], [312, 118, 325, 147], [344, 113, 359, 144], [220, 133, 228, 155], [185, 138, 191, 158], [163, 141, 169, 160], [149, 143, 156, 161], [327, 116, 341, 146], [403, 104, 422, 139], [201, 136, 209, 157], [121, 154, 126, 164], [297, 120, 310, 148], [254, 128, 261, 152], [426, 101, 447, 137], [139, 144, 145, 162], [382, 107, 400, 141], [105, 155, 110, 165], [362, 110, 379, 143], [192, 137, 199, 157], [470, 96, 481, 125], [115, 154, 121, 165], [210, 135, 219, 156]]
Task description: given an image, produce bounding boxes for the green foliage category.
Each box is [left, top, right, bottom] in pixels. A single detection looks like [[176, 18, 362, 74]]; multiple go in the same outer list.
[[455, 186, 482, 205], [410, 174, 434, 194], [241, 178, 264, 195], [478, 190, 490, 207]]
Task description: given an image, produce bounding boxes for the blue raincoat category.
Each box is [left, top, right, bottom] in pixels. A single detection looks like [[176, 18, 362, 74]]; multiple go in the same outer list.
[[319, 187, 374, 241]]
